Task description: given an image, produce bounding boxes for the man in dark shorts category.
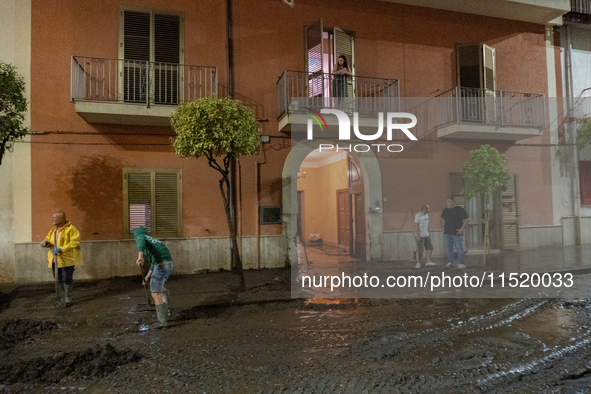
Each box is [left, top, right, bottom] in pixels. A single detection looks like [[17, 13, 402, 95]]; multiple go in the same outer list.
[[134, 226, 173, 328], [440, 197, 469, 269], [414, 204, 437, 269]]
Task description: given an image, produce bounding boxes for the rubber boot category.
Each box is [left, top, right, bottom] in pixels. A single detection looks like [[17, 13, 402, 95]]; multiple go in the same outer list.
[[163, 289, 172, 316], [155, 304, 168, 328], [64, 284, 73, 307]]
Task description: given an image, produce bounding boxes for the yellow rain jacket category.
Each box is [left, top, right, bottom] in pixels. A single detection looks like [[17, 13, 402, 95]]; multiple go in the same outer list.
[[44, 221, 84, 268]]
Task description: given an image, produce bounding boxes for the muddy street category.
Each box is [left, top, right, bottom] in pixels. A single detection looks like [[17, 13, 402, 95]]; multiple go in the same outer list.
[[2, 269, 591, 393]]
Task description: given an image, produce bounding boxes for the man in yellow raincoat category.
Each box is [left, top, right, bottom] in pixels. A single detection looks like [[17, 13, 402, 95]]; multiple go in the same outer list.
[[41, 211, 83, 306]]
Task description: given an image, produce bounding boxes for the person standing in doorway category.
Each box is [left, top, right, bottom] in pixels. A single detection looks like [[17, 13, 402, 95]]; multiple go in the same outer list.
[[332, 55, 352, 100], [440, 197, 469, 269], [414, 204, 437, 269], [134, 226, 173, 328], [41, 211, 83, 307]]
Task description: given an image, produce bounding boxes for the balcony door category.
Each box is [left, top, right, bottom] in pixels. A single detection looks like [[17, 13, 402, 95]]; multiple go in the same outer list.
[[456, 43, 496, 123], [119, 10, 183, 105], [305, 20, 354, 109]]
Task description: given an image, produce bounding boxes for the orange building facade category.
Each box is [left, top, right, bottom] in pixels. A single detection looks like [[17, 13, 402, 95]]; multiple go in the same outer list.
[[2, 0, 585, 283]]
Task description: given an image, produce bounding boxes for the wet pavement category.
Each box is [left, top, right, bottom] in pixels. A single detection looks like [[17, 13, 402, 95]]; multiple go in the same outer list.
[[2, 245, 591, 392]]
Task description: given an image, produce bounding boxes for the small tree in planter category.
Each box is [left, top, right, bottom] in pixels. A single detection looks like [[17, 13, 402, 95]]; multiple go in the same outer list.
[[0, 62, 28, 166], [462, 144, 512, 266], [171, 96, 260, 288]]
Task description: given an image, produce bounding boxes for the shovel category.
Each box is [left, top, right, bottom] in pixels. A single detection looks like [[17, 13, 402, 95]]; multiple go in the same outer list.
[[52, 231, 65, 309]]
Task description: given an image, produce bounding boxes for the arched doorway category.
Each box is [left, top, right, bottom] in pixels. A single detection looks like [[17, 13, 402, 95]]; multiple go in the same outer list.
[[282, 139, 383, 265]]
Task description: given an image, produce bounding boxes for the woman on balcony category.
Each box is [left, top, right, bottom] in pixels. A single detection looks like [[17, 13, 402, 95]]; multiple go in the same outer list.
[[332, 55, 351, 104]]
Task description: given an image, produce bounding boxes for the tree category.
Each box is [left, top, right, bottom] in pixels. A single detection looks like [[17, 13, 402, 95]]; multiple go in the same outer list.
[[171, 96, 260, 282], [462, 144, 512, 265], [0, 62, 28, 166], [576, 119, 591, 150]]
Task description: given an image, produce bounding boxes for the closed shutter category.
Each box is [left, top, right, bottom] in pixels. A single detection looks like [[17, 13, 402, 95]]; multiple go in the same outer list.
[[306, 19, 324, 102], [580, 161, 591, 205], [333, 27, 354, 98], [125, 170, 181, 236], [155, 172, 179, 234], [128, 172, 152, 233], [154, 14, 180, 104], [501, 174, 519, 249], [123, 11, 150, 103]]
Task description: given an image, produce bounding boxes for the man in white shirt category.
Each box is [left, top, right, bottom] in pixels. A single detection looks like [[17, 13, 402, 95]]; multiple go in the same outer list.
[[414, 204, 437, 269]]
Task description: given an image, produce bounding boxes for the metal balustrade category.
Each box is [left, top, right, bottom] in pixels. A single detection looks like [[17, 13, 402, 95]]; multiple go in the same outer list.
[[277, 70, 400, 119], [571, 0, 591, 14], [71, 56, 217, 106], [436, 87, 546, 128]]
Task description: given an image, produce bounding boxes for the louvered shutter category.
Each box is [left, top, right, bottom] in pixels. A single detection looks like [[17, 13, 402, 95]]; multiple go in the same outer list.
[[306, 19, 324, 104], [123, 11, 150, 103], [501, 174, 519, 249], [128, 172, 152, 234], [154, 14, 180, 104], [155, 172, 179, 234], [333, 27, 354, 98], [482, 44, 496, 123], [580, 161, 591, 205], [449, 172, 470, 250]]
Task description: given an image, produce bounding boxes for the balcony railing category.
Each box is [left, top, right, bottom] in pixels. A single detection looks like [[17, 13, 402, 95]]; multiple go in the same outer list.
[[277, 70, 400, 120], [436, 87, 546, 129], [71, 56, 218, 106], [571, 0, 591, 14]]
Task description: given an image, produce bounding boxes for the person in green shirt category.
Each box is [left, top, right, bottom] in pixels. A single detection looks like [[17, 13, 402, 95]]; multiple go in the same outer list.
[[134, 226, 173, 328]]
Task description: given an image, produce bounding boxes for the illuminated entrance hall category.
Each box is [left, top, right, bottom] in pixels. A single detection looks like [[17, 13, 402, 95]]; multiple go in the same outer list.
[[296, 148, 365, 265]]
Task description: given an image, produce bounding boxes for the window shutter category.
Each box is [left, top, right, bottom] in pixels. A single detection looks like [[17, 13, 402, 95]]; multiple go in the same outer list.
[[155, 172, 179, 234], [128, 172, 152, 233], [154, 14, 180, 64], [449, 172, 465, 208], [482, 44, 496, 91], [154, 14, 180, 104], [124, 11, 150, 61], [501, 174, 519, 249], [580, 161, 591, 205], [333, 27, 354, 97], [306, 19, 324, 100]]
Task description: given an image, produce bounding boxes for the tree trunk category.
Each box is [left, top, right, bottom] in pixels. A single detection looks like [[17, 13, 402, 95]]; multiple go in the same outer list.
[[208, 152, 245, 291]]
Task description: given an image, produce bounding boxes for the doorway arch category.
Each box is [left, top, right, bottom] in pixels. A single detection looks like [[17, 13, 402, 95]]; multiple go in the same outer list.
[[282, 139, 383, 265]]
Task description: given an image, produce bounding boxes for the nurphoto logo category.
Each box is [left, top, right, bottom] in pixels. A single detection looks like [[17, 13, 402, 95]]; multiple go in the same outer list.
[[305, 109, 418, 153]]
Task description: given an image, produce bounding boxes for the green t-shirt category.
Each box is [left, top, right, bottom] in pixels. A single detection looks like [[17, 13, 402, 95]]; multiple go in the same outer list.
[[134, 227, 173, 271]]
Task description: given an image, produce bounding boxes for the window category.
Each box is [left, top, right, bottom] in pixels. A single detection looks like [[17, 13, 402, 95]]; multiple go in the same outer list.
[[123, 169, 182, 236], [580, 161, 591, 205], [119, 9, 184, 104]]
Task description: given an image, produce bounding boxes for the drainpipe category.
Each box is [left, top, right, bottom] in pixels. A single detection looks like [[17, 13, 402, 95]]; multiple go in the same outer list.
[[255, 159, 260, 269], [566, 24, 582, 244]]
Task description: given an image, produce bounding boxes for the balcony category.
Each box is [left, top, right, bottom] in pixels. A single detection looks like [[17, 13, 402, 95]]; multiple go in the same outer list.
[[277, 70, 400, 134], [71, 56, 217, 126], [436, 87, 546, 141], [381, 0, 570, 25]]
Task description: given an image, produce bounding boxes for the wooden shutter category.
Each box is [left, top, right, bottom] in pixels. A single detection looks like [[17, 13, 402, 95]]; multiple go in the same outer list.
[[501, 174, 519, 249], [154, 14, 180, 104], [482, 44, 496, 123], [124, 11, 150, 61], [306, 19, 324, 101], [580, 161, 591, 205], [128, 172, 152, 234], [155, 172, 180, 234], [333, 27, 354, 97]]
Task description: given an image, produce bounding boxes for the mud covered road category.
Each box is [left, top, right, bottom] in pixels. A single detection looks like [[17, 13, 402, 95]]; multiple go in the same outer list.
[[2, 269, 591, 393]]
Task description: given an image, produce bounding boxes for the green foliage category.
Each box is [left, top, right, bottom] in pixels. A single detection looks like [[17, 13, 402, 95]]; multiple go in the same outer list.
[[462, 144, 512, 201], [171, 96, 260, 159], [576, 119, 591, 150], [0, 62, 28, 165]]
